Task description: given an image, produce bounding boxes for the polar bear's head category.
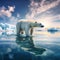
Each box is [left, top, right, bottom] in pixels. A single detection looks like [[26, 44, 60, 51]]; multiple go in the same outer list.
[[31, 22, 44, 28], [30, 22, 44, 28]]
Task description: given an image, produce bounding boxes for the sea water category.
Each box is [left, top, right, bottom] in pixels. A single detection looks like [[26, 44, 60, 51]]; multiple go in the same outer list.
[[0, 30, 60, 60]]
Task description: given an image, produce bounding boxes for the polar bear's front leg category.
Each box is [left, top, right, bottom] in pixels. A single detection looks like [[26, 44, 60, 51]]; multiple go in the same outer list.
[[25, 27, 30, 36], [16, 28, 20, 36], [30, 27, 33, 35], [16, 23, 21, 35]]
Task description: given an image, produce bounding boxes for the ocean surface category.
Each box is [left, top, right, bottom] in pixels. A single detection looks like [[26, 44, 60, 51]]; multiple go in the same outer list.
[[0, 30, 60, 60]]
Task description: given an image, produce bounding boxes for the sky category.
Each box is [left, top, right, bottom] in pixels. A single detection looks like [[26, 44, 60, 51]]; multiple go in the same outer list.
[[0, 0, 60, 28]]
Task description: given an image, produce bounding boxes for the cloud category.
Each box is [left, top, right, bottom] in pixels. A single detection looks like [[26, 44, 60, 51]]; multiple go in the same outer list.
[[26, 0, 60, 19], [0, 6, 15, 17], [33, 12, 60, 27], [25, 0, 60, 28], [0, 6, 21, 24], [54, 20, 60, 22], [9, 16, 19, 24], [8, 6, 15, 12], [52, 15, 60, 22]]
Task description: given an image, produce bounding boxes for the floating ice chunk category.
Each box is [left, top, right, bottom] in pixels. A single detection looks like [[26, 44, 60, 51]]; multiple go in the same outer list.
[[9, 54, 14, 59], [42, 49, 54, 56], [7, 48, 12, 53]]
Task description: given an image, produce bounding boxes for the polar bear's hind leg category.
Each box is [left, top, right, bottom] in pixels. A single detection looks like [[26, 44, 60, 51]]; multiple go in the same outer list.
[[16, 22, 21, 35], [25, 27, 30, 36]]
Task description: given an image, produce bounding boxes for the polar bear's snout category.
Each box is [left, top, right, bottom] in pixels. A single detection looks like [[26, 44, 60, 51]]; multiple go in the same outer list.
[[39, 23, 44, 28]]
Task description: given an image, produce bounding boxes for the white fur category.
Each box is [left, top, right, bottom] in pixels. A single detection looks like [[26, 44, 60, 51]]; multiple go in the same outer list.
[[16, 21, 44, 36]]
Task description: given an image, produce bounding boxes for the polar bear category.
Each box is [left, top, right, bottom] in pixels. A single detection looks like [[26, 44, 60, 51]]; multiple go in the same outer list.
[[16, 21, 44, 36]]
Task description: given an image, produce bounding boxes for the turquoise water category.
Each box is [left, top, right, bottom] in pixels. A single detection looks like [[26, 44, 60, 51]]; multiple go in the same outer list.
[[0, 30, 60, 60]]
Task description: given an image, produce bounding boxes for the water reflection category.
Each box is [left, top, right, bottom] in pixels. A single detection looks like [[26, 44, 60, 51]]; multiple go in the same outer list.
[[16, 36, 45, 55], [0, 30, 60, 60], [16, 36, 34, 48]]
